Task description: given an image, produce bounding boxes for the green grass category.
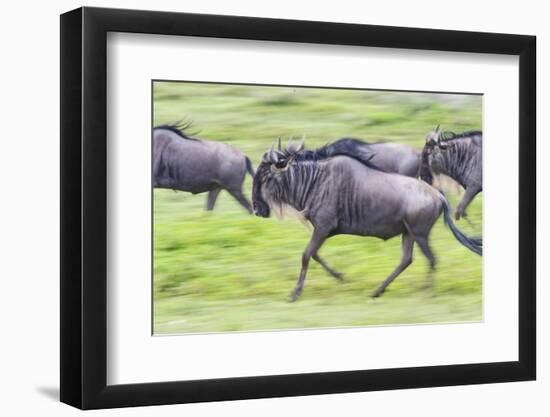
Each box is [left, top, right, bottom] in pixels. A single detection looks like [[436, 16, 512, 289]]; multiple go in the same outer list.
[[153, 81, 483, 335]]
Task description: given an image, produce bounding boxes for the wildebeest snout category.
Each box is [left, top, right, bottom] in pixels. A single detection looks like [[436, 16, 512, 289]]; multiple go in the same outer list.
[[253, 201, 270, 218]]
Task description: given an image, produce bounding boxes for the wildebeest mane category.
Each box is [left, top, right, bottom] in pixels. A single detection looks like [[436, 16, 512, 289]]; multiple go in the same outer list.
[[288, 139, 386, 172], [153, 121, 199, 140], [335, 137, 376, 145], [440, 130, 482, 142]]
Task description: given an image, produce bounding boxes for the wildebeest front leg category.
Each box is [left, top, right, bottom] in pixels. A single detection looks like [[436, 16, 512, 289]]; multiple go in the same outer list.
[[414, 236, 436, 291], [227, 189, 253, 214], [371, 232, 414, 298], [455, 186, 481, 220], [312, 254, 343, 280], [289, 230, 328, 302], [206, 188, 221, 211]]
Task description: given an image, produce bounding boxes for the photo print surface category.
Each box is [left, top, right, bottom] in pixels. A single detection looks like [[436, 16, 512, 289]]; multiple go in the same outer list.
[[152, 81, 483, 335]]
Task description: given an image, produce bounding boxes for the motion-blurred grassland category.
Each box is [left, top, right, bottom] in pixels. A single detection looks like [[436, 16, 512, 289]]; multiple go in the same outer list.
[[153, 81, 482, 334]]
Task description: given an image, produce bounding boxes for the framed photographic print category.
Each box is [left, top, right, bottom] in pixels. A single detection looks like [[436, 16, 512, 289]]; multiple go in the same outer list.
[[60, 6, 536, 410]]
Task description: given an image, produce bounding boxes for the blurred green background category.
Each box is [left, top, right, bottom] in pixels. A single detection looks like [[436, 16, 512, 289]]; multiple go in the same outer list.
[[153, 81, 483, 335]]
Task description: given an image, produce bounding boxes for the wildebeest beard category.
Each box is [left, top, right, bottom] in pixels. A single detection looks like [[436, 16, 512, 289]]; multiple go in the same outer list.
[[252, 166, 271, 217]]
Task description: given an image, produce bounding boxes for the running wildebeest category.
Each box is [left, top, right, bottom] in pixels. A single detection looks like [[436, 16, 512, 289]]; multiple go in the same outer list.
[[253, 138, 482, 301], [326, 137, 420, 177], [153, 124, 255, 213], [420, 126, 482, 220]]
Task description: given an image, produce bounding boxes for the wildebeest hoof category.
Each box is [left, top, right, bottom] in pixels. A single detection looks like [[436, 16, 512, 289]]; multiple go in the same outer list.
[[371, 289, 384, 298], [288, 290, 302, 302], [333, 272, 344, 281]]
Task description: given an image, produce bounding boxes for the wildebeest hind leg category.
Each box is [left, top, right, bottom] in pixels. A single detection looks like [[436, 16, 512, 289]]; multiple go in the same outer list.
[[312, 254, 343, 281], [227, 189, 253, 214], [206, 188, 221, 211], [290, 230, 328, 302], [371, 232, 414, 298]]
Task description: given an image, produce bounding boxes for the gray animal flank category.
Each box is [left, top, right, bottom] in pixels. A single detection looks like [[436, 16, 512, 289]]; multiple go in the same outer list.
[[253, 138, 482, 301], [153, 124, 254, 212], [325, 137, 421, 177]]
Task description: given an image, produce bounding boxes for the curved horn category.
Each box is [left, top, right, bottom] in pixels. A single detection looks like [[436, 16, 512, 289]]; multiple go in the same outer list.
[[268, 143, 280, 163], [286, 134, 305, 154], [285, 136, 294, 152], [277, 137, 282, 152]]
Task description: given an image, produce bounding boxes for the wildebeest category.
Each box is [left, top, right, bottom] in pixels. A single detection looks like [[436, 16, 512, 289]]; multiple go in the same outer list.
[[420, 126, 482, 220], [153, 124, 255, 213], [253, 138, 482, 301], [326, 138, 420, 177]]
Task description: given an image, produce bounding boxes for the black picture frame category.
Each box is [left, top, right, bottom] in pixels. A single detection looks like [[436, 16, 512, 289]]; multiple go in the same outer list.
[[60, 6, 536, 410]]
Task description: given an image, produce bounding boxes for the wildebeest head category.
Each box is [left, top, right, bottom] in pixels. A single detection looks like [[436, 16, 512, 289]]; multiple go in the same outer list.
[[421, 125, 446, 183], [425, 125, 452, 152], [423, 125, 452, 171], [425, 125, 442, 147], [252, 136, 305, 217]]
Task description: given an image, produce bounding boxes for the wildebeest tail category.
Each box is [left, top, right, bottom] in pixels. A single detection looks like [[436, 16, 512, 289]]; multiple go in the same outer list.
[[245, 156, 255, 177], [439, 191, 482, 256]]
